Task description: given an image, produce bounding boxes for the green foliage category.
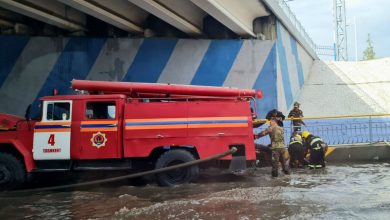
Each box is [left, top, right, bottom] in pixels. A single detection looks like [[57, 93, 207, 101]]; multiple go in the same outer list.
[[363, 34, 376, 60]]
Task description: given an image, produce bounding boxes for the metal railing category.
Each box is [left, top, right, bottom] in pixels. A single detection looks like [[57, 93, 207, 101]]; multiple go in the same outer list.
[[277, 0, 316, 52], [315, 44, 336, 60], [255, 114, 390, 146]]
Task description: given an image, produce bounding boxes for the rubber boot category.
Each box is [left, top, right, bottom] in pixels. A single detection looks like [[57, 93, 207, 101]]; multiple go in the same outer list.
[[272, 170, 278, 177]]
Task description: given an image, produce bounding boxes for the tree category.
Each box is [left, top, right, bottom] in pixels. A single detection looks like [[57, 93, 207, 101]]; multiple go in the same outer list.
[[363, 33, 375, 60]]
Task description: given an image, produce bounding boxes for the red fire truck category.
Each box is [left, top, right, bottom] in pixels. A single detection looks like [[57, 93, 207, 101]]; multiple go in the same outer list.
[[0, 80, 262, 190]]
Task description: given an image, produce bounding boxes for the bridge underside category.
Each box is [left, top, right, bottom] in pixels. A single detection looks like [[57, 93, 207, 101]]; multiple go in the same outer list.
[[0, 0, 273, 39]]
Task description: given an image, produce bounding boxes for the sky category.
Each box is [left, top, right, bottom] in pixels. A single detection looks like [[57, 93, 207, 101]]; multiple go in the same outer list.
[[286, 0, 390, 60]]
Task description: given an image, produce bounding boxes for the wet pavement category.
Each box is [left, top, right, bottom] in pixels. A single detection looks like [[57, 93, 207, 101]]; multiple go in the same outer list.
[[1, 163, 389, 219]]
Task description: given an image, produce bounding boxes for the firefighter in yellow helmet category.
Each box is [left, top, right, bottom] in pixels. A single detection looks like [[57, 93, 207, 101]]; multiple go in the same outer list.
[[301, 131, 328, 169], [256, 118, 290, 177]]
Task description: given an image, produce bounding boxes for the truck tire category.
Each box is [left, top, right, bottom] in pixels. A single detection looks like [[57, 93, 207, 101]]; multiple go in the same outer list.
[[0, 153, 26, 191], [155, 150, 199, 186]]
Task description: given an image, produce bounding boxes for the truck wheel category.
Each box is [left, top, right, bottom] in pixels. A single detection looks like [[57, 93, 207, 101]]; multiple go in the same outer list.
[[155, 150, 199, 186], [0, 153, 26, 191]]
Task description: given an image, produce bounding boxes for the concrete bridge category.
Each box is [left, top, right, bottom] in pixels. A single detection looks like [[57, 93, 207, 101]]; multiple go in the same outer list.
[[0, 0, 318, 117]]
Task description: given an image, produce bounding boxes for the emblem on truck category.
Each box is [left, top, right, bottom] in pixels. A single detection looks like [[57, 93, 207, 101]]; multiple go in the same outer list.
[[90, 132, 107, 148]]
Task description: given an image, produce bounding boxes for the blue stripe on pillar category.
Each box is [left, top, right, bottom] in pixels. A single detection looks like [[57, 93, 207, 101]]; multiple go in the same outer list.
[[290, 35, 304, 88], [122, 38, 178, 83], [0, 36, 29, 88], [32, 37, 106, 116], [191, 40, 243, 86], [277, 23, 293, 108], [252, 44, 277, 118]]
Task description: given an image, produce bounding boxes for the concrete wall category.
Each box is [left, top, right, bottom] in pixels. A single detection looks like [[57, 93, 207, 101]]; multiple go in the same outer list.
[[276, 21, 314, 113], [298, 58, 390, 117], [0, 26, 314, 118], [326, 144, 390, 162], [0, 36, 277, 117]]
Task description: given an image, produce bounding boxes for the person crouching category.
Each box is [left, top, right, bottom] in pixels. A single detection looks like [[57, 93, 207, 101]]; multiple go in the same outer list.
[[301, 131, 328, 169], [288, 133, 305, 168]]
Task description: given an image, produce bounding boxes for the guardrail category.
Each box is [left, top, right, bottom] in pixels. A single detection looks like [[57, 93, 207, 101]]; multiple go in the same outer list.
[[255, 114, 390, 146], [277, 0, 316, 53]]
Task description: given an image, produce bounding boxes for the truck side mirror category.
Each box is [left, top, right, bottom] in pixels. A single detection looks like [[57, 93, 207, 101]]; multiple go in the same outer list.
[[25, 104, 31, 121]]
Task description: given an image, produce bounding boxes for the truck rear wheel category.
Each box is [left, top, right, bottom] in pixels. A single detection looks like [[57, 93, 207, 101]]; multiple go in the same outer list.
[[0, 153, 26, 191], [155, 150, 199, 186]]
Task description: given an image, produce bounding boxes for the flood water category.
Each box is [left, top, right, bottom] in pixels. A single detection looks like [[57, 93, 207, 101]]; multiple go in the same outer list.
[[1, 163, 389, 219]]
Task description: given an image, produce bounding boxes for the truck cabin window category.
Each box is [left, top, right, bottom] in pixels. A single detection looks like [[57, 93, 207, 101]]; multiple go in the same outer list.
[[46, 102, 70, 121], [86, 102, 116, 119]]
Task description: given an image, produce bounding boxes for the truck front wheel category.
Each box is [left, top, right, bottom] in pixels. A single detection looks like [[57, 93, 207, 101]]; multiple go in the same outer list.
[[155, 150, 199, 186], [0, 153, 26, 191]]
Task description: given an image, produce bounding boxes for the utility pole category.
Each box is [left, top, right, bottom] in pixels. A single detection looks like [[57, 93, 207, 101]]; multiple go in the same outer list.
[[353, 16, 357, 61], [334, 0, 348, 61]]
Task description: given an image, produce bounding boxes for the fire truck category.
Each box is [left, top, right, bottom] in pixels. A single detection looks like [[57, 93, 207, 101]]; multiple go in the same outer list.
[[0, 80, 262, 190]]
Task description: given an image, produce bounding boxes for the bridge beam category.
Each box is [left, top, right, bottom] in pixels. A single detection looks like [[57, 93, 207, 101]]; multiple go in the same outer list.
[[58, 0, 144, 33], [0, 0, 86, 32], [127, 0, 202, 35], [0, 18, 13, 28], [190, 0, 268, 37]]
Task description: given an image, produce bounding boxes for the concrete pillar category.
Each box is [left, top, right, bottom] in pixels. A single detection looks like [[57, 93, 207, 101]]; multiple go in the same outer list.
[[253, 15, 276, 40]]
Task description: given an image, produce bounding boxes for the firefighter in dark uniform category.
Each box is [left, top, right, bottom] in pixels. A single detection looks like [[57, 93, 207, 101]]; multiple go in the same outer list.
[[301, 131, 328, 169], [288, 102, 306, 133], [256, 118, 290, 177], [266, 109, 286, 127], [288, 133, 305, 168]]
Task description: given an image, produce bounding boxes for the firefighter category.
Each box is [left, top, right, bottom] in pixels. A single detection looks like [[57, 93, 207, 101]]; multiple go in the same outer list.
[[301, 131, 328, 169], [288, 102, 306, 133], [256, 118, 290, 177], [288, 133, 305, 168], [266, 109, 286, 127]]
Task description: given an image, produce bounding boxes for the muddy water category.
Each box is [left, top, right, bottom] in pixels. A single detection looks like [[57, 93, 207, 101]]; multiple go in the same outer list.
[[1, 163, 389, 219]]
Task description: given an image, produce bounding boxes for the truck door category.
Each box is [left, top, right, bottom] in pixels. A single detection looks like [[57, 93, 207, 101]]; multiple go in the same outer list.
[[79, 101, 120, 159], [33, 100, 72, 160]]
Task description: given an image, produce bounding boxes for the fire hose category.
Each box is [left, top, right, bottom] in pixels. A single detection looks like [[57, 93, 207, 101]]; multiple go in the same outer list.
[[6, 147, 237, 194]]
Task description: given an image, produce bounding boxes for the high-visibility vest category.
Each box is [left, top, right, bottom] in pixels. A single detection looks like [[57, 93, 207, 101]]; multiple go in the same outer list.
[[289, 140, 302, 146], [310, 137, 323, 150], [310, 137, 323, 146], [289, 134, 302, 146]]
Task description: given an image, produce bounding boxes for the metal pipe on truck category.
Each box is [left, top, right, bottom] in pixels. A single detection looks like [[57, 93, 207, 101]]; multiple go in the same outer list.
[[72, 80, 263, 99]]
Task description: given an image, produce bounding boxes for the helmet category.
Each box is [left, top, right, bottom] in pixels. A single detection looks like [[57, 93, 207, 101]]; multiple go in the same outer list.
[[301, 130, 310, 138], [294, 102, 300, 107]]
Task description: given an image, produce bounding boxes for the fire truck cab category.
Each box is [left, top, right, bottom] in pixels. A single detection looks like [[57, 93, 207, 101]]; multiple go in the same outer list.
[[0, 80, 262, 190]]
